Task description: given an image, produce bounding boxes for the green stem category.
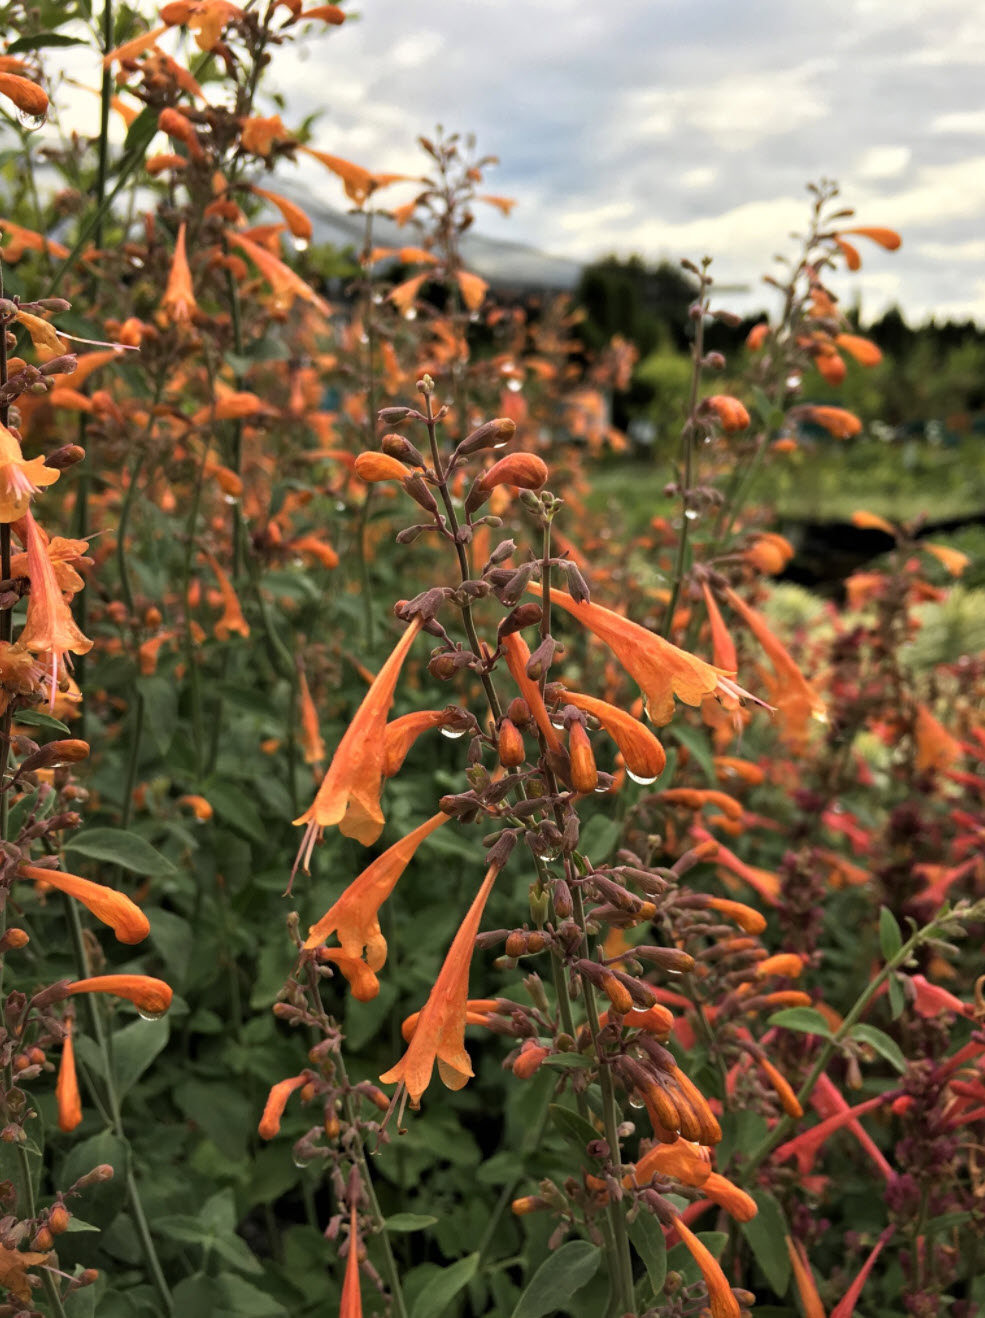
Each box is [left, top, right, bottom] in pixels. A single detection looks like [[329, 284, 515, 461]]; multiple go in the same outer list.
[[421, 392, 502, 720], [743, 919, 930, 1176], [63, 899, 173, 1313], [572, 888, 636, 1316], [662, 277, 707, 639]]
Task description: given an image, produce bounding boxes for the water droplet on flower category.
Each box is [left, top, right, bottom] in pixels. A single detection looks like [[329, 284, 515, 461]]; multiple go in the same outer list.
[[594, 784, 608, 794], [130, 257, 144, 269], [372, 292, 384, 304], [626, 769, 658, 786], [628, 1094, 645, 1110], [536, 848, 559, 863], [684, 508, 699, 521], [293, 236, 309, 253], [404, 308, 417, 321], [292, 1151, 312, 1169], [440, 726, 466, 740], [358, 333, 369, 345], [136, 1006, 168, 1022], [506, 378, 522, 392], [17, 109, 46, 132], [550, 716, 565, 730], [469, 311, 480, 322], [222, 494, 238, 505], [786, 373, 802, 390]]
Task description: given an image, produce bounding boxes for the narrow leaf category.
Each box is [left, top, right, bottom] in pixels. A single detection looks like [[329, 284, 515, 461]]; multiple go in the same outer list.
[[511, 1241, 601, 1318]]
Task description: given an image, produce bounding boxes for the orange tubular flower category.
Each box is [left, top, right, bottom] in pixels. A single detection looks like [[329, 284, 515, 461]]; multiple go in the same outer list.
[[297, 666, 325, 766], [401, 998, 501, 1042], [20, 864, 149, 945], [161, 222, 196, 324], [672, 1218, 740, 1318], [206, 552, 249, 639], [303, 812, 450, 960], [723, 587, 825, 746], [293, 619, 423, 873], [704, 897, 766, 934], [633, 1138, 711, 1188], [758, 1056, 804, 1118], [691, 824, 782, 906], [382, 709, 463, 777], [704, 395, 750, 432], [914, 703, 963, 773], [702, 1171, 758, 1222], [227, 230, 330, 316], [56, 1019, 82, 1133], [0, 73, 48, 119], [258, 1073, 308, 1139], [535, 587, 753, 726], [786, 1236, 826, 1318], [500, 632, 563, 753], [560, 688, 666, 784], [340, 1204, 363, 1318], [0, 424, 59, 521], [838, 225, 902, 251], [802, 405, 863, 439], [380, 864, 500, 1107], [353, 452, 409, 483], [67, 975, 173, 1016], [18, 511, 93, 704]]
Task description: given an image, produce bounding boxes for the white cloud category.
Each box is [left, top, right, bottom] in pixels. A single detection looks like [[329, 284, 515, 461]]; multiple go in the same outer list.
[[930, 110, 985, 134], [856, 146, 911, 179]]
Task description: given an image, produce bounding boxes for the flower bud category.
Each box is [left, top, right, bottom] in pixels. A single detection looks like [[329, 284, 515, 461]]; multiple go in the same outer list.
[[381, 432, 427, 467], [0, 929, 28, 951], [403, 473, 439, 514], [497, 603, 542, 641], [454, 416, 516, 457], [353, 451, 408, 483], [497, 718, 526, 768], [48, 1205, 70, 1234], [504, 931, 527, 958], [567, 722, 598, 794], [377, 406, 417, 424]]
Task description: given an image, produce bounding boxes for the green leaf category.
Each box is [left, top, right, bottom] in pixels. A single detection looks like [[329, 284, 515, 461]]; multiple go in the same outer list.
[[385, 1213, 438, 1233], [137, 675, 178, 753], [879, 906, 903, 961], [216, 1273, 287, 1317], [628, 1212, 667, 1297], [112, 1017, 170, 1098], [409, 1253, 479, 1318], [741, 1191, 790, 1295], [511, 1241, 601, 1318], [767, 1007, 832, 1037], [65, 828, 176, 875], [577, 814, 621, 858], [549, 1103, 603, 1152], [666, 722, 717, 785], [203, 782, 266, 843], [7, 32, 88, 53], [849, 1023, 906, 1073], [541, 1052, 592, 1071], [15, 709, 71, 734], [888, 973, 905, 1020]]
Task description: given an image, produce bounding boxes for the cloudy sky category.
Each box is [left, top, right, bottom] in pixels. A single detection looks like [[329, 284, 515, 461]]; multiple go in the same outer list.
[[47, 0, 985, 323], [269, 0, 985, 324]]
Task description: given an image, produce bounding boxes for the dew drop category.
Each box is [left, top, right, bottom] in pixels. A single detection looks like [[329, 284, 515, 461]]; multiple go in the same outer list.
[[293, 236, 310, 253], [628, 1094, 646, 1110], [786, 372, 802, 390], [506, 378, 522, 392], [292, 1152, 313, 1169], [372, 292, 384, 305], [136, 1006, 168, 1022], [358, 332, 369, 345], [594, 784, 609, 794], [626, 769, 658, 786], [404, 308, 417, 321], [440, 726, 466, 740], [684, 508, 699, 521], [17, 108, 46, 132], [222, 493, 238, 505], [536, 848, 559, 863]]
